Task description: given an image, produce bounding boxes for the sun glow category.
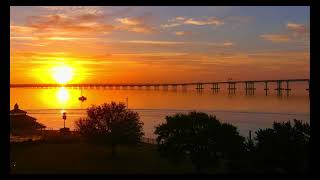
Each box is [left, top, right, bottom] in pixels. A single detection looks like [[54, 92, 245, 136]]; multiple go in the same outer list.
[[51, 66, 74, 84]]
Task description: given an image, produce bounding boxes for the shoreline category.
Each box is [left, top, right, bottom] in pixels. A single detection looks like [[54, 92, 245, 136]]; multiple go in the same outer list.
[[10, 130, 156, 144]]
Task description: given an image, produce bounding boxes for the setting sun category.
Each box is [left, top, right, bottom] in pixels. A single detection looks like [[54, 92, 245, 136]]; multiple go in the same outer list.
[[51, 66, 74, 84]]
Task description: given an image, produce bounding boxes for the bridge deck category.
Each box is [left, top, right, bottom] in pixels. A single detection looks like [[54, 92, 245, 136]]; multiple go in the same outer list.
[[10, 79, 309, 88]]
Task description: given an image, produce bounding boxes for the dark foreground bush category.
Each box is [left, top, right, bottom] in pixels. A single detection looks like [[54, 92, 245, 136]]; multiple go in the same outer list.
[[155, 111, 245, 172], [75, 102, 144, 156], [252, 119, 310, 173]]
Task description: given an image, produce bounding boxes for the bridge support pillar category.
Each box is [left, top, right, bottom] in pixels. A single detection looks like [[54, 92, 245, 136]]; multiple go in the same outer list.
[[196, 83, 204, 91], [245, 82, 255, 96], [264, 82, 269, 96], [284, 81, 291, 96], [228, 82, 236, 95], [275, 81, 283, 96], [211, 83, 219, 93]]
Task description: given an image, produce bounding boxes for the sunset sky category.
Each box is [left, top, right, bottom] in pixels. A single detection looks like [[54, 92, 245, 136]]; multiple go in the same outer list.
[[10, 6, 310, 84]]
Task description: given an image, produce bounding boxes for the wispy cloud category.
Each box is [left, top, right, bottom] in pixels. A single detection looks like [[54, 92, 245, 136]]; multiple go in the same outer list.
[[10, 13, 114, 45], [27, 14, 113, 33], [121, 40, 235, 47], [222, 42, 235, 47], [41, 6, 105, 17], [260, 34, 291, 43], [115, 12, 157, 34], [184, 17, 224, 26], [116, 17, 142, 25], [122, 40, 185, 45], [287, 22, 309, 38], [260, 22, 309, 44], [174, 31, 193, 36], [287, 22, 307, 32], [161, 16, 224, 29], [161, 23, 181, 28]]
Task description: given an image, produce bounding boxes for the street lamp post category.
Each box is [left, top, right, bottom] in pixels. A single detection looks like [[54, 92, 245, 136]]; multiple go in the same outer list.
[[62, 112, 67, 129]]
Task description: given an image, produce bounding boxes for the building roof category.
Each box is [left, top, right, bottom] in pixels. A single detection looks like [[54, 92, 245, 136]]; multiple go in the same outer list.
[[10, 115, 36, 122], [10, 103, 46, 130], [10, 115, 46, 130], [10, 103, 27, 115]]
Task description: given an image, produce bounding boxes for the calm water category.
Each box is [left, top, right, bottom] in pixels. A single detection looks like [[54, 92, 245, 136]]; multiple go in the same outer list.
[[10, 82, 310, 138]]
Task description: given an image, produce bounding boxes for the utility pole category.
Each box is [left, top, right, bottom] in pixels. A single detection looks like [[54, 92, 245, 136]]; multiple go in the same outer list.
[[126, 97, 128, 109]]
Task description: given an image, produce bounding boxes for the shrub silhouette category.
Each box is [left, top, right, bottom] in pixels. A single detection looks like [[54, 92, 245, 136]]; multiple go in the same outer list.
[[75, 102, 144, 156], [154, 111, 245, 172], [253, 119, 310, 173]]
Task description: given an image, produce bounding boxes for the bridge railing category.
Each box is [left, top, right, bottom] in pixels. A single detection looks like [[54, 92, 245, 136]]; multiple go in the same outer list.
[[10, 78, 309, 88]]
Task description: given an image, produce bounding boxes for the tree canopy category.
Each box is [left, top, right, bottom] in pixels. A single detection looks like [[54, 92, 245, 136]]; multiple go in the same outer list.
[[75, 102, 144, 155], [253, 119, 310, 173], [155, 111, 245, 172]]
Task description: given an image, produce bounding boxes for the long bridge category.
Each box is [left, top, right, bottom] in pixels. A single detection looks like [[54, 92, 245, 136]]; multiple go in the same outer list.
[[10, 78, 309, 96]]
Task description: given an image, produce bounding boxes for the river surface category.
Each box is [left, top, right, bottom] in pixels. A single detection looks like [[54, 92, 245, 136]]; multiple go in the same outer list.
[[10, 82, 310, 138]]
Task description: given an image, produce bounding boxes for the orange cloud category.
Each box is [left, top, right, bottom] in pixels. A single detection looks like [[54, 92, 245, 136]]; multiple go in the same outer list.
[[115, 13, 157, 34], [161, 23, 181, 28], [120, 40, 235, 48], [175, 31, 193, 36], [287, 22, 306, 32], [161, 16, 224, 28], [184, 17, 224, 26], [122, 40, 185, 45], [42, 6, 105, 17], [287, 22, 309, 38], [260, 22, 309, 44], [10, 13, 115, 46], [260, 34, 291, 43], [116, 17, 142, 25], [27, 14, 113, 33]]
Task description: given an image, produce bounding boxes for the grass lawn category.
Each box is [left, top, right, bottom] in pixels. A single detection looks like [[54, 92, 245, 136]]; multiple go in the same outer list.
[[10, 141, 201, 174]]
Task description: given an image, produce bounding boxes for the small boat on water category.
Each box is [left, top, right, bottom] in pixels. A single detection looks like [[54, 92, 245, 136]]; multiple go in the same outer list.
[[78, 89, 87, 102], [79, 96, 87, 101]]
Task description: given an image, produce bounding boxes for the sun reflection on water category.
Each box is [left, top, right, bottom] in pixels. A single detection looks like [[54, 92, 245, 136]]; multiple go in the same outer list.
[[57, 87, 69, 103]]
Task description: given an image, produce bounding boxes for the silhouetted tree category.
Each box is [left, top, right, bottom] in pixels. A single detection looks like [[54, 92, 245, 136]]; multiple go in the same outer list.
[[154, 111, 245, 172], [240, 131, 257, 172], [253, 119, 310, 173], [75, 102, 144, 156]]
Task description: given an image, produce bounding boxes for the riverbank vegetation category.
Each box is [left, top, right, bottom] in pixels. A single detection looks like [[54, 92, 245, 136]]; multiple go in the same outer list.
[[10, 102, 310, 174]]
